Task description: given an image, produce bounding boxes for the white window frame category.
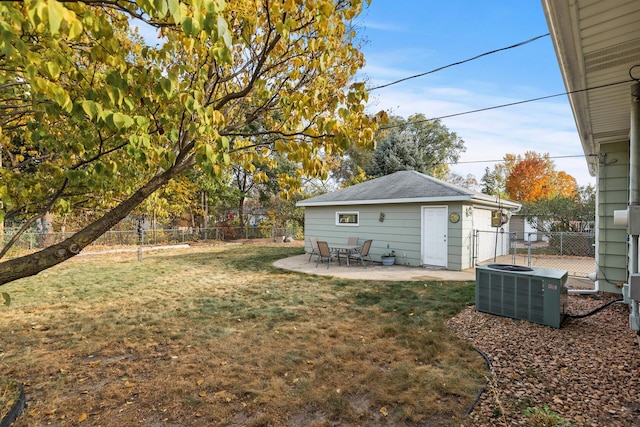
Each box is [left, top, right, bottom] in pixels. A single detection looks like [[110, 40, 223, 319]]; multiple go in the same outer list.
[[336, 211, 359, 226]]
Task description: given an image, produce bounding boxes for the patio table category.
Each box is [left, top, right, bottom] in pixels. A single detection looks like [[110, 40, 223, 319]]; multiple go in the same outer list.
[[330, 243, 361, 266]]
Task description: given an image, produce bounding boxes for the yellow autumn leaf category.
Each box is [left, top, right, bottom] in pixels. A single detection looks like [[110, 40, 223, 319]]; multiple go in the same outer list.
[[199, 391, 207, 397], [78, 412, 88, 422], [196, 379, 204, 386], [380, 406, 388, 416], [124, 380, 136, 388]]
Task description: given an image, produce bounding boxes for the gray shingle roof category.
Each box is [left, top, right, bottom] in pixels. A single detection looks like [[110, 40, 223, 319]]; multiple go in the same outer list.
[[297, 170, 519, 208]]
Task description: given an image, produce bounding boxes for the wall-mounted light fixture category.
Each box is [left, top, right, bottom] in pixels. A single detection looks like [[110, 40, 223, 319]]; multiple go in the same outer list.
[[379, 212, 385, 222]]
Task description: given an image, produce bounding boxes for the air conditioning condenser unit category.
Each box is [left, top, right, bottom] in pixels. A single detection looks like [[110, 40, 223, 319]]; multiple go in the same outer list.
[[475, 264, 568, 328]]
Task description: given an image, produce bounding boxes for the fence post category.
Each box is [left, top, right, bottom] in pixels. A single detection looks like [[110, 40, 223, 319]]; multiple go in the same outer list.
[[527, 232, 532, 267], [137, 220, 143, 262], [473, 229, 478, 266], [512, 232, 516, 265], [560, 232, 564, 256]]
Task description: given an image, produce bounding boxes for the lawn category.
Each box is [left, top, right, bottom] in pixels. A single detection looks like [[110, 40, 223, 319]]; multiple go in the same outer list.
[[0, 244, 486, 426]]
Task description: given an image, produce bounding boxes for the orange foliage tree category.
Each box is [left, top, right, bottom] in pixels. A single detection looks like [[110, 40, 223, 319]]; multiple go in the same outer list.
[[505, 152, 577, 202]]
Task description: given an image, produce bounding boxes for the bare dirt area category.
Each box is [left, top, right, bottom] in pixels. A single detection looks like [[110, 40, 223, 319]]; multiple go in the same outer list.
[[448, 293, 640, 426], [226, 237, 305, 247]]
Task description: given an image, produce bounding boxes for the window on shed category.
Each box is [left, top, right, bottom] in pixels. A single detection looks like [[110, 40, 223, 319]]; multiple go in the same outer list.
[[336, 212, 359, 226]]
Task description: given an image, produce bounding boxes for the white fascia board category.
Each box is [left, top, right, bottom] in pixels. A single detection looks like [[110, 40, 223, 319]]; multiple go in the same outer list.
[[296, 196, 472, 207]]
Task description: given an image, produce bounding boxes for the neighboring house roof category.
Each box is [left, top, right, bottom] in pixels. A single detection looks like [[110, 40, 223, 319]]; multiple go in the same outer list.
[[297, 170, 520, 209]]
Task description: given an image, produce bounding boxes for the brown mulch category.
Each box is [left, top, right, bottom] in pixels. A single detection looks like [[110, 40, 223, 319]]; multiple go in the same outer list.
[[447, 293, 640, 426]]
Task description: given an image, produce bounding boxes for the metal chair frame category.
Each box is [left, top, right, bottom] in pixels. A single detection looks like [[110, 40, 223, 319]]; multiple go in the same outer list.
[[315, 241, 335, 269], [350, 239, 373, 268]]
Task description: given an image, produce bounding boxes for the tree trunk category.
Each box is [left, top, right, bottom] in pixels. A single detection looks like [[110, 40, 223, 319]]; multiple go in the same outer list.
[[0, 161, 192, 287]]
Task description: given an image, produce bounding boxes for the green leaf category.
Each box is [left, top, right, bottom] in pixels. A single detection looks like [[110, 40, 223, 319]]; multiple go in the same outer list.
[[82, 100, 99, 120], [106, 86, 122, 106], [153, 0, 168, 17], [134, 115, 150, 129], [159, 78, 173, 97], [48, 0, 65, 35], [167, 0, 182, 23], [68, 19, 83, 39], [181, 17, 196, 35], [123, 96, 135, 111], [56, 198, 71, 212], [2, 292, 10, 307], [217, 15, 232, 47], [112, 112, 134, 129], [52, 85, 72, 112], [44, 62, 60, 79], [211, 47, 231, 64]]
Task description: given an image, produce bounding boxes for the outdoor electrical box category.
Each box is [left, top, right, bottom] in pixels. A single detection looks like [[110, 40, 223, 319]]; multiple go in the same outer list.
[[476, 264, 568, 328], [491, 210, 510, 227], [491, 210, 502, 227], [613, 205, 640, 235]]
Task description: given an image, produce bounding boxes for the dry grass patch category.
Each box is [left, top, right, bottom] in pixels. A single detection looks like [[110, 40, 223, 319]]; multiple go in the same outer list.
[[0, 245, 485, 426]]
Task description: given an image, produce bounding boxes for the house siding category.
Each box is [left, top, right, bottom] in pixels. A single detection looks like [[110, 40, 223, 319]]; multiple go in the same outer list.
[[298, 172, 520, 272], [469, 207, 512, 264], [303, 202, 500, 271], [304, 204, 423, 266], [446, 202, 464, 270], [597, 141, 630, 292]]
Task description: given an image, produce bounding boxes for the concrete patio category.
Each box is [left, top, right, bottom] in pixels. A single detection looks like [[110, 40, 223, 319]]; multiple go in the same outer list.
[[273, 253, 597, 290], [273, 254, 477, 281]]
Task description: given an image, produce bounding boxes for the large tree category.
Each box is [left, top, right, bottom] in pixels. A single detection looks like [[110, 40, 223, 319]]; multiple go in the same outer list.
[[0, 0, 380, 286], [505, 152, 577, 202], [480, 153, 517, 197], [366, 114, 465, 179], [518, 184, 595, 233]]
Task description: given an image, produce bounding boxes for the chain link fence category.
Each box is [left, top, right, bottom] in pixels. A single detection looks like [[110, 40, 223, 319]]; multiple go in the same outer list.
[[474, 229, 595, 278], [2, 225, 303, 254]]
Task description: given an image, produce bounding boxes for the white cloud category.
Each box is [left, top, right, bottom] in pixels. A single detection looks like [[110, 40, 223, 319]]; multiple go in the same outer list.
[[365, 84, 595, 186]]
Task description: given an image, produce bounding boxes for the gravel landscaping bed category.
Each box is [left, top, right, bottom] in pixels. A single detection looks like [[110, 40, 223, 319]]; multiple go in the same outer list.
[[447, 293, 640, 426]]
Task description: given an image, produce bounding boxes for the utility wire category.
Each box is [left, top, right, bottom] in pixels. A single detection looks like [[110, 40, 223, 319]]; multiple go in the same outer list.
[[377, 78, 636, 131], [445, 154, 588, 166], [367, 33, 550, 91]]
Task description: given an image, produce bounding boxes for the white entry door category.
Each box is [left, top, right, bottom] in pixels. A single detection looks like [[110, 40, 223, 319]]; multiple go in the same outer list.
[[422, 206, 448, 267]]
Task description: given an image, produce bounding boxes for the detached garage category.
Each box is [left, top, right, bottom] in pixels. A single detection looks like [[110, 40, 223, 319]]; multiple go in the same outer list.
[[296, 171, 521, 270]]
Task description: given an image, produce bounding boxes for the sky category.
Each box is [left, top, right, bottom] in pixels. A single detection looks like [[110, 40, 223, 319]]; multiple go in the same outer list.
[[354, 1, 594, 187]]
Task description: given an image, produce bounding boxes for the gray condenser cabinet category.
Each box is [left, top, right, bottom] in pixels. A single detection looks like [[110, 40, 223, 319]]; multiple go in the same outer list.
[[475, 264, 568, 328]]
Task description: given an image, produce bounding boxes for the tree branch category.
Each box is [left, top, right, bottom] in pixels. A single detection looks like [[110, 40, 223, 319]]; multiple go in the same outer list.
[[0, 157, 195, 286]]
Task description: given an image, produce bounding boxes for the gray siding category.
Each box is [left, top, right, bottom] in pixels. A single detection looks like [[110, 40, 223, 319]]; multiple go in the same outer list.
[[304, 201, 484, 271], [446, 202, 465, 271], [597, 141, 629, 292], [510, 216, 526, 238], [304, 204, 423, 266]]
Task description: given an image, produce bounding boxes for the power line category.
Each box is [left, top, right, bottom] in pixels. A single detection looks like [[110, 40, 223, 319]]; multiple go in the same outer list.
[[377, 78, 636, 131], [443, 154, 589, 166], [367, 33, 549, 92]]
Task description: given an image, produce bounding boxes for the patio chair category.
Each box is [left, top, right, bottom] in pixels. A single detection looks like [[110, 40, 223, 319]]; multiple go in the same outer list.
[[350, 239, 372, 268], [308, 236, 320, 262], [315, 241, 335, 269], [347, 236, 359, 245]]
